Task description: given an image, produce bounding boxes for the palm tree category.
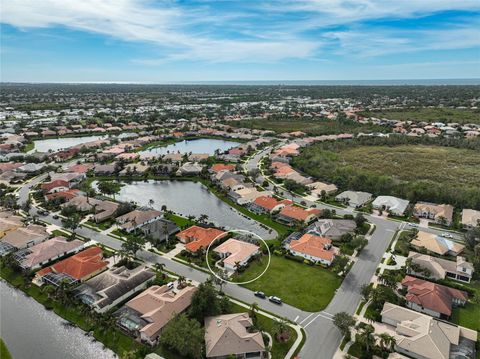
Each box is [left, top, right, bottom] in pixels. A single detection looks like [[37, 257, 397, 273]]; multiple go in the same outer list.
[[377, 332, 396, 352], [177, 275, 186, 288], [357, 324, 376, 353], [162, 220, 169, 246], [272, 318, 290, 342], [249, 302, 259, 326]]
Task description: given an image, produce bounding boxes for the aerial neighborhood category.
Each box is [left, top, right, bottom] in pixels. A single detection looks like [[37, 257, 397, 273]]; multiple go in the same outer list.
[[0, 84, 479, 359]]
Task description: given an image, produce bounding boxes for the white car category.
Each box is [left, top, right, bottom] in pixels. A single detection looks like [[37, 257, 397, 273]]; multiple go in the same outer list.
[[441, 233, 453, 239]]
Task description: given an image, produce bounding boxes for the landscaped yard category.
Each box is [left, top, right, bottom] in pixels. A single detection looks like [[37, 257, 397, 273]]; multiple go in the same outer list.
[[235, 255, 342, 312]]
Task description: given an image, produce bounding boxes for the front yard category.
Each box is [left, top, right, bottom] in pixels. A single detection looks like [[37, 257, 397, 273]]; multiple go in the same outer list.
[[235, 255, 342, 312]]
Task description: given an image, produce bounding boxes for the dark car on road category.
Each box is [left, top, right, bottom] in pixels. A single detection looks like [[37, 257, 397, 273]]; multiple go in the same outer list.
[[254, 291, 266, 299], [268, 296, 282, 305]]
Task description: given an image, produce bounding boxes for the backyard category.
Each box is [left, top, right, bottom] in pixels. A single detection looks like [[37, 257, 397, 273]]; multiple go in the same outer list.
[[451, 281, 480, 332], [235, 255, 342, 312]]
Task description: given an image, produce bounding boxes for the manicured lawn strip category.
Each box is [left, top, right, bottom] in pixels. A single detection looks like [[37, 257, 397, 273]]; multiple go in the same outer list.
[[164, 213, 195, 229], [235, 255, 342, 312], [22, 142, 34, 153], [347, 341, 364, 358], [0, 338, 12, 359], [229, 303, 297, 359], [356, 300, 366, 315]]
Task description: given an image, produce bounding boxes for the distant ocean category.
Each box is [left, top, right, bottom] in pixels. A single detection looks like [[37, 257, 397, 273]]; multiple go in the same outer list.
[[179, 79, 480, 86]]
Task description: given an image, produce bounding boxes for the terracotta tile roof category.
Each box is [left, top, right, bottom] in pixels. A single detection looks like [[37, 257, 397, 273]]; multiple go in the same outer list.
[[37, 246, 107, 280], [401, 276, 468, 316], [41, 180, 70, 192], [210, 163, 235, 173], [253, 196, 292, 211], [46, 189, 81, 201], [177, 226, 227, 253], [289, 233, 335, 262], [279, 206, 321, 222]]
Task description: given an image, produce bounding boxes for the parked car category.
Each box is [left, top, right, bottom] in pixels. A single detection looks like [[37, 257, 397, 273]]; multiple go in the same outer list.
[[52, 214, 59, 219], [38, 210, 49, 216], [408, 223, 417, 227], [441, 233, 453, 239], [254, 291, 266, 299], [269, 296, 282, 305]]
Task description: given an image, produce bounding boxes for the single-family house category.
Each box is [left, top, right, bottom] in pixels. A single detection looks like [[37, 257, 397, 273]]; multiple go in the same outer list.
[[372, 196, 410, 216], [407, 251, 474, 283], [204, 313, 266, 359], [401, 276, 468, 318], [214, 238, 260, 272], [177, 226, 227, 253], [411, 231, 464, 256], [335, 191, 372, 208], [141, 219, 180, 242], [115, 284, 196, 345], [287, 233, 336, 266], [414, 202, 454, 225], [381, 302, 477, 359], [116, 209, 163, 233], [306, 219, 356, 240], [249, 196, 292, 215], [461, 209, 480, 229], [276, 206, 321, 226], [35, 246, 108, 285], [76, 265, 155, 313], [13, 236, 84, 270]]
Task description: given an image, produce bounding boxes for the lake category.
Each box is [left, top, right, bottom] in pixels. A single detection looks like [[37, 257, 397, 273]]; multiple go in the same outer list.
[[105, 180, 276, 239], [0, 280, 116, 359], [31, 135, 107, 153], [139, 138, 240, 158]]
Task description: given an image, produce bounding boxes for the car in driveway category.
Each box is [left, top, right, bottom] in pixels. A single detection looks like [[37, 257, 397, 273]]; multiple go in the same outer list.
[[254, 291, 266, 299], [441, 233, 454, 239], [268, 296, 282, 305]]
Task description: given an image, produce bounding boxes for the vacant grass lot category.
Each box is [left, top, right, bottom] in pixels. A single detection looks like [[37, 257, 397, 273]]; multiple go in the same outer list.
[[294, 143, 480, 209], [233, 119, 389, 135], [0, 339, 12, 359], [235, 255, 342, 312], [360, 108, 480, 124]]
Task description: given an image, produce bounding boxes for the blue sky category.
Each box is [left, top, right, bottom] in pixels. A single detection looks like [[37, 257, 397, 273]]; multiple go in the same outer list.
[[1, 0, 480, 82]]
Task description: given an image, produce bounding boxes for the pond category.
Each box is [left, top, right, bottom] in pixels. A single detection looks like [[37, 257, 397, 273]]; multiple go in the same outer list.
[[30, 135, 107, 153], [139, 138, 240, 158], [0, 280, 116, 359], [98, 180, 276, 239]]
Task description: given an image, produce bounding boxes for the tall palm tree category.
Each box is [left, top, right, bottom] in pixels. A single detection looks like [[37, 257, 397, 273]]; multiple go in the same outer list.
[[249, 302, 259, 326], [358, 324, 376, 353]]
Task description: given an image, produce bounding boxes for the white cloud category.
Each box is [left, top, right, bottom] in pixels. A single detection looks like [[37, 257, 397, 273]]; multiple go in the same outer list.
[[1, 0, 479, 64]]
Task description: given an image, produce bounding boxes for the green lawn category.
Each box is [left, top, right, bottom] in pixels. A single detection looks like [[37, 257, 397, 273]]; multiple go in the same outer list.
[[451, 281, 480, 332], [359, 107, 480, 124], [235, 255, 342, 312], [164, 213, 195, 229], [0, 338, 12, 359], [229, 303, 298, 359]]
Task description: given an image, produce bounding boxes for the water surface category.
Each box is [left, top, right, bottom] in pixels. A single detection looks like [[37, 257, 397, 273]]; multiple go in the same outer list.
[[31, 135, 107, 153], [139, 138, 240, 157], [0, 280, 116, 359], [104, 180, 276, 239]]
